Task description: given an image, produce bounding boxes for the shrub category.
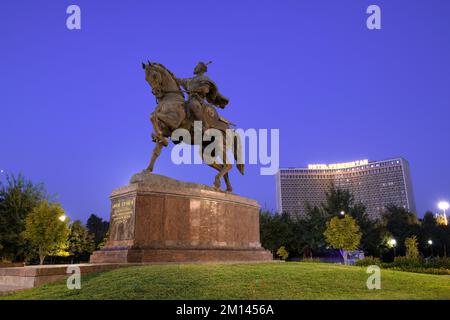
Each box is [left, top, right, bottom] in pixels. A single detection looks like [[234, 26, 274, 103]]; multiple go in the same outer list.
[[276, 246, 289, 260], [355, 256, 381, 267], [392, 256, 424, 268], [404, 236, 420, 259], [388, 267, 450, 275], [300, 257, 322, 263], [382, 256, 450, 275], [425, 257, 450, 269]]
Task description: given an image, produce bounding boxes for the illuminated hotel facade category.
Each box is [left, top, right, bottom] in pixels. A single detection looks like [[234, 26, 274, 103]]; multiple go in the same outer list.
[[276, 158, 416, 219]]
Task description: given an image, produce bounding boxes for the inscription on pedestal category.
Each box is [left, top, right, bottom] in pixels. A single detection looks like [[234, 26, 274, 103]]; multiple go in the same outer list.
[[112, 198, 134, 223], [109, 196, 135, 242]]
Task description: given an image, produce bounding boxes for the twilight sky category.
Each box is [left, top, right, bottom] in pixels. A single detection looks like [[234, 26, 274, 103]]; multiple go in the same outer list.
[[1, 0, 449, 222]]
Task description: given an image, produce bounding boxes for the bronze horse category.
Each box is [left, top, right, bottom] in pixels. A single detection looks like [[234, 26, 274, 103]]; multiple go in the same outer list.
[[142, 62, 244, 192]]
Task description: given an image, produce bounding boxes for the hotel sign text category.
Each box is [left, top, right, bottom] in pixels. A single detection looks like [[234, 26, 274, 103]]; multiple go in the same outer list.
[[308, 159, 369, 170]]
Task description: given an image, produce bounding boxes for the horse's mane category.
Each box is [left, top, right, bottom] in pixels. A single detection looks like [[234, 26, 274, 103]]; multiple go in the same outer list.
[[151, 63, 184, 99], [153, 63, 179, 85]]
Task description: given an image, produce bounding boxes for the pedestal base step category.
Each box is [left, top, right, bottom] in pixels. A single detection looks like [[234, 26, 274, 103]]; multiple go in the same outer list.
[[90, 248, 273, 264], [0, 263, 136, 293]]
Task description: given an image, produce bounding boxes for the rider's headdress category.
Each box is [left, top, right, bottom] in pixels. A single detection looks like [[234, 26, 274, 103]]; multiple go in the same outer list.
[[194, 61, 212, 75]]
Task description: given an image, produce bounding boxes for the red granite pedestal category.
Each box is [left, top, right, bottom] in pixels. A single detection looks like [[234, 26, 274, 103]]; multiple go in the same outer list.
[[90, 172, 272, 263]]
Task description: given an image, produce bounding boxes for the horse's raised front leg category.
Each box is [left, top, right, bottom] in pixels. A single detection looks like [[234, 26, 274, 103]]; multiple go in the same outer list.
[[150, 112, 169, 146], [146, 141, 164, 172]]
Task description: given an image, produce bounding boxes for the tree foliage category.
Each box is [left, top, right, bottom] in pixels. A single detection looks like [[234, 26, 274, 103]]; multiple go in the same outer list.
[[259, 211, 295, 256], [68, 220, 95, 262], [405, 236, 420, 259], [324, 215, 362, 251], [22, 201, 70, 264], [276, 246, 289, 260], [86, 214, 109, 248], [382, 205, 420, 256], [324, 215, 362, 265], [0, 173, 47, 261]]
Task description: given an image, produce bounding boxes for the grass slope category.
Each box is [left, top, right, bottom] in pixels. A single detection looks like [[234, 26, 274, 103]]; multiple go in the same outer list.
[[2, 262, 450, 300]]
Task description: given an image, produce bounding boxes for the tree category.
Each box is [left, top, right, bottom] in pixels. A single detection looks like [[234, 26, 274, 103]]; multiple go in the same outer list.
[[276, 246, 289, 260], [98, 231, 109, 250], [349, 202, 387, 257], [0, 173, 47, 261], [404, 236, 420, 259], [299, 184, 386, 258], [22, 201, 70, 265], [321, 185, 353, 217], [382, 205, 420, 256], [422, 211, 437, 230], [299, 205, 330, 258], [68, 220, 95, 262], [260, 211, 295, 257], [86, 214, 109, 248], [324, 215, 362, 265], [322, 185, 387, 257], [436, 224, 450, 257], [418, 211, 437, 255]]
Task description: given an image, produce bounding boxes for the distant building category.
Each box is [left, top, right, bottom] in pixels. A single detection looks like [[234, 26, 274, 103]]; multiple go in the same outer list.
[[276, 158, 416, 219]]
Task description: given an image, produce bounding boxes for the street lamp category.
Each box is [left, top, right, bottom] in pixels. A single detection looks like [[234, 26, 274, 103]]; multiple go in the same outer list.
[[340, 211, 345, 216], [438, 201, 449, 215], [389, 238, 397, 257], [428, 239, 434, 257], [59, 215, 67, 222]]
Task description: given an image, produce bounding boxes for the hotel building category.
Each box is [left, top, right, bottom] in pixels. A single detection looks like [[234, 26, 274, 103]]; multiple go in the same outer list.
[[276, 158, 416, 219]]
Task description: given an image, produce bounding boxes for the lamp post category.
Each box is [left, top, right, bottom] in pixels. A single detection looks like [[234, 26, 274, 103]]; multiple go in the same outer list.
[[428, 239, 433, 257], [438, 201, 449, 215], [389, 238, 397, 258]]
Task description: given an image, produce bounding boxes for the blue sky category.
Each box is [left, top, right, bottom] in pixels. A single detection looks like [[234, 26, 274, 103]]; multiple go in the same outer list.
[[1, 0, 450, 221]]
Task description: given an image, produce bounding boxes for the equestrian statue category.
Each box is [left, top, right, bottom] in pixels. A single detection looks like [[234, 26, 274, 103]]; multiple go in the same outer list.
[[141, 61, 244, 192]]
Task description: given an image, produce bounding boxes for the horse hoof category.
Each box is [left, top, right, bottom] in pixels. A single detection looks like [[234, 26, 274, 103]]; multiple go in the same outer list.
[[151, 133, 168, 146]]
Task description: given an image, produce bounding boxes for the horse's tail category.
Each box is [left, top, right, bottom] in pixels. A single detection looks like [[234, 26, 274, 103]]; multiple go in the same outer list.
[[233, 134, 245, 175]]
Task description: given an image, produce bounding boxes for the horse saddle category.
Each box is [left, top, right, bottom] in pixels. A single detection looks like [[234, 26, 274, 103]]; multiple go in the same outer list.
[[186, 101, 233, 132], [203, 104, 234, 131]]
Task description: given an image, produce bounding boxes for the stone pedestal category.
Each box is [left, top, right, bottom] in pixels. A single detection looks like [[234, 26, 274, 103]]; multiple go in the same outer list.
[[90, 172, 272, 263]]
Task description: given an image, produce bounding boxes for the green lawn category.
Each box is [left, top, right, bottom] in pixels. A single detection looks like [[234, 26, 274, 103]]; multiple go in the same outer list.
[[2, 262, 449, 300]]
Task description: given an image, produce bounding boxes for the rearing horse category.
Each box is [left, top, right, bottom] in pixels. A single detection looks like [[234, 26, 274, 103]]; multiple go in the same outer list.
[[142, 62, 244, 192]]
